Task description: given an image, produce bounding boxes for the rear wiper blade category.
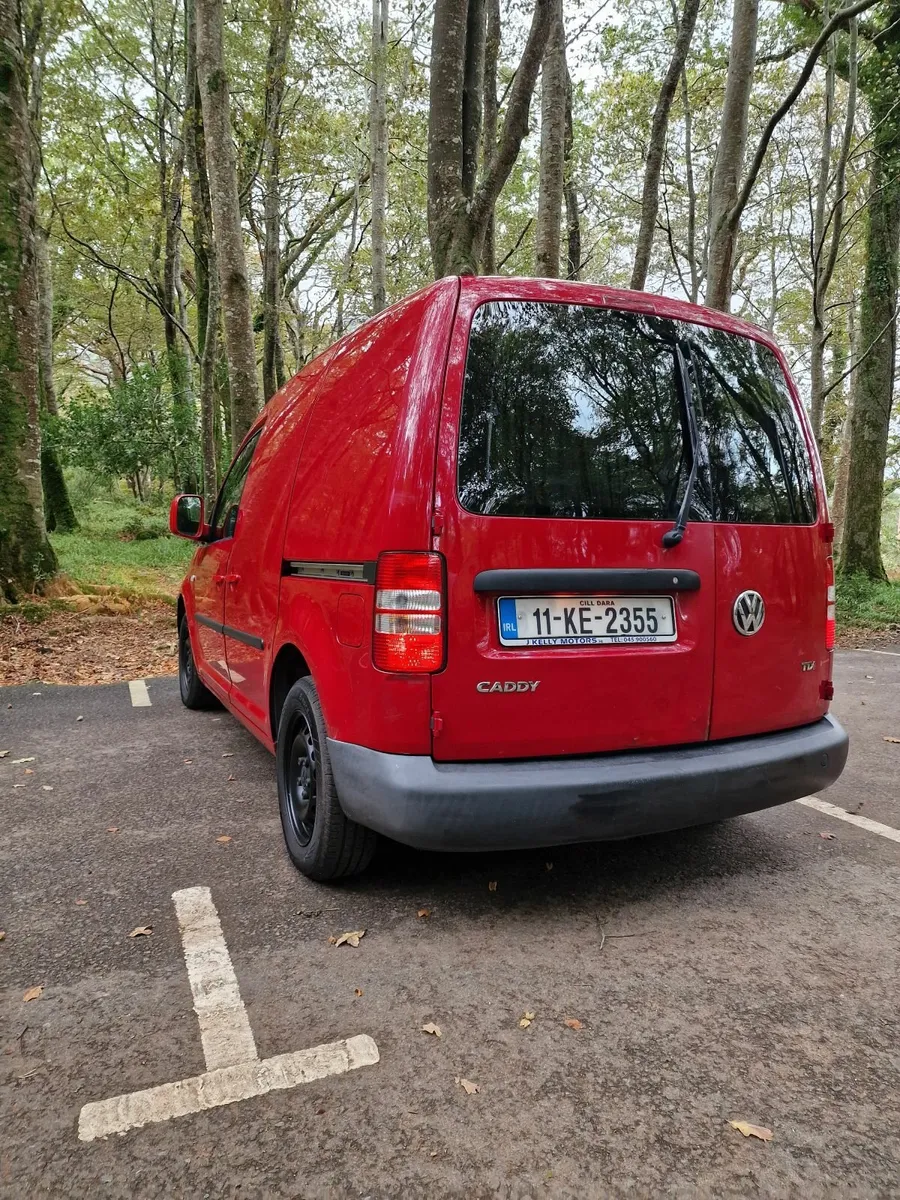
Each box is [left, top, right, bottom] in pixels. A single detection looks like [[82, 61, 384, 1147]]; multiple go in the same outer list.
[[662, 340, 700, 549]]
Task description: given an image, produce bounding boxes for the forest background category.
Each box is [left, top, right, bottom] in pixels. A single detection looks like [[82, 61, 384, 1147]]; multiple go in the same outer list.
[[2, 0, 899, 669]]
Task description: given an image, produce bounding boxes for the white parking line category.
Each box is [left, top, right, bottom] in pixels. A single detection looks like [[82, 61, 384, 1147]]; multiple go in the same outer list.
[[173, 887, 258, 1070], [796, 795, 900, 844], [128, 679, 151, 707], [78, 886, 379, 1140], [849, 647, 900, 657]]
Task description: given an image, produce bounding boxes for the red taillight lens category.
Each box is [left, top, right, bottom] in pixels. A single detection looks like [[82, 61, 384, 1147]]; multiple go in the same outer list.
[[373, 552, 444, 672], [825, 554, 835, 651]]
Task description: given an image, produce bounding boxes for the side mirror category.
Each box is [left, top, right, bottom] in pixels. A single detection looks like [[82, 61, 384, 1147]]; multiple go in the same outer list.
[[169, 494, 206, 540]]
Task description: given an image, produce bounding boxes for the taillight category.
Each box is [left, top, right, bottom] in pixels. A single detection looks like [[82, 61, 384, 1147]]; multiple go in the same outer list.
[[825, 554, 835, 651], [373, 552, 444, 672]]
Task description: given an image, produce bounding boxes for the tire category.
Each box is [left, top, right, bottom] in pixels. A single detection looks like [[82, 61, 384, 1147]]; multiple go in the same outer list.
[[178, 615, 218, 710], [276, 677, 377, 881]]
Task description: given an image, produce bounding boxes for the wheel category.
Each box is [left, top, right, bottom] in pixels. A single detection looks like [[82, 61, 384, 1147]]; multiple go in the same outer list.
[[178, 614, 218, 710], [276, 677, 377, 881]]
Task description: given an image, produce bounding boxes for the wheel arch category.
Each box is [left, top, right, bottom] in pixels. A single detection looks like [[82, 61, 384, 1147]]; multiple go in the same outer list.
[[269, 642, 311, 742]]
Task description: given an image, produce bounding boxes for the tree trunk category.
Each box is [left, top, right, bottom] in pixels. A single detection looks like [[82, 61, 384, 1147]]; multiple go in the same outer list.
[[185, 0, 218, 501], [831, 295, 857, 545], [534, 0, 565, 278], [840, 124, 900, 579], [195, 0, 260, 452], [428, 0, 553, 278], [705, 0, 758, 311], [0, 0, 56, 598], [369, 0, 388, 313], [36, 226, 76, 532], [563, 67, 580, 280], [630, 0, 701, 291], [262, 0, 293, 401], [480, 0, 500, 273]]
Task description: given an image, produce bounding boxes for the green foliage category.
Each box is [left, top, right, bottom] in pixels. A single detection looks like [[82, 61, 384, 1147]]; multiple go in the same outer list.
[[54, 365, 198, 488], [835, 574, 900, 632]]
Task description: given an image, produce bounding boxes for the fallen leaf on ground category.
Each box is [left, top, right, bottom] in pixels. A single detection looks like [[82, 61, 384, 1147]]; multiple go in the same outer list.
[[227, 774, 236, 782], [819, 831, 836, 840], [519, 1011, 536, 1028], [729, 1120, 773, 1142], [75, 899, 88, 906], [128, 926, 152, 938], [42, 785, 53, 792], [0, 750, 9, 758], [76, 715, 83, 722], [0, 931, 6, 941], [884, 737, 900, 744], [23, 769, 33, 775], [417, 908, 431, 919], [331, 930, 365, 947], [222, 752, 234, 758], [564, 1018, 584, 1031], [354, 988, 363, 997], [23, 986, 43, 1002], [421, 1023, 442, 1037], [107, 826, 119, 833], [488, 881, 497, 892], [216, 835, 232, 843], [183, 759, 193, 765], [458, 1078, 479, 1095], [11, 757, 35, 764]]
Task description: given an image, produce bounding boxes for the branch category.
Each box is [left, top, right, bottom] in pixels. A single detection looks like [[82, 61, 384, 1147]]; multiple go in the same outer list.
[[728, 0, 878, 235]]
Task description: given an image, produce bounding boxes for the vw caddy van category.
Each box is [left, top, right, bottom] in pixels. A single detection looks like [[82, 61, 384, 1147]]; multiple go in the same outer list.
[[171, 277, 849, 880]]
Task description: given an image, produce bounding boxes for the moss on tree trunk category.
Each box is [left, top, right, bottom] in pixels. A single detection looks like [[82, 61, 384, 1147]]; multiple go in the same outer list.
[[0, 1, 57, 601]]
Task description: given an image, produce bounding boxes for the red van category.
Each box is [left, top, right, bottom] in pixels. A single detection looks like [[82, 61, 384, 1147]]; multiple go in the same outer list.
[[171, 277, 848, 880]]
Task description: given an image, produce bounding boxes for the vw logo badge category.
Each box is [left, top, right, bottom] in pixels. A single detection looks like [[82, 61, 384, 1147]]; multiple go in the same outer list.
[[733, 590, 766, 636]]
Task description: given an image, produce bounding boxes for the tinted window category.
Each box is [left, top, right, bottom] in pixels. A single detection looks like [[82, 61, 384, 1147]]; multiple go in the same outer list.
[[457, 301, 815, 525], [457, 301, 689, 520], [211, 430, 262, 540], [688, 327, 816, 524]]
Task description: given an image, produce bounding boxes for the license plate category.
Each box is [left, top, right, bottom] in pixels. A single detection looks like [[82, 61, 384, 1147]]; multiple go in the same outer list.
[[497, 595, 677, 647]]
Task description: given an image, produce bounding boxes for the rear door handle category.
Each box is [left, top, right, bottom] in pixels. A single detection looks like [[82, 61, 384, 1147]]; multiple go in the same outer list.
[[214, 573, 226, 586]]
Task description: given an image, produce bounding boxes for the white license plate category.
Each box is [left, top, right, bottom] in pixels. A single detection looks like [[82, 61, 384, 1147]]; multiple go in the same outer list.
[[497, 595, 677, 647]]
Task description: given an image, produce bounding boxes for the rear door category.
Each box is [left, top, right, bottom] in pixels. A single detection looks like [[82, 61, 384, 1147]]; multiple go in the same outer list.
[[430, 295, 717, 762], [685, 327, 830, 740]]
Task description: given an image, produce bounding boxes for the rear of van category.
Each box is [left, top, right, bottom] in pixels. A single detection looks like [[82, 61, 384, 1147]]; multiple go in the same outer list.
[[329, 278, 848, 851]]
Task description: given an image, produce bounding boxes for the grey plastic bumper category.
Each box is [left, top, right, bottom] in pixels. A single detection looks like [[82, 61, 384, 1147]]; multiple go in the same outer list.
[[327, 715, 849, 852]]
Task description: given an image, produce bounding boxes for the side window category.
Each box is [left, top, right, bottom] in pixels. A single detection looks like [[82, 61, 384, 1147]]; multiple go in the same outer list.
[[210, 430, 262, 540]]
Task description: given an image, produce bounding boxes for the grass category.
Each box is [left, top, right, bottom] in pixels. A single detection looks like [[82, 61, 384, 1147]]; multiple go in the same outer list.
[[49, 487, 194, 599]]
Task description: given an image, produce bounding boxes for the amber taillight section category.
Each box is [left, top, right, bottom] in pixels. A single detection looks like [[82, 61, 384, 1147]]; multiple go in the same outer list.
[[373, 552, 444, 672]]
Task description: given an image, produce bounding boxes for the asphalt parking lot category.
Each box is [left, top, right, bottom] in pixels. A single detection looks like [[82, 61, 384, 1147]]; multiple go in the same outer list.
[[2, 649, 900, 1198]]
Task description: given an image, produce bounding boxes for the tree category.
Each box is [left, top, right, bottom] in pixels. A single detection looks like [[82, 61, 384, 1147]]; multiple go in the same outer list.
[[369, 0, 388, 311], [427, 0, 554, 277], [839, 2, 900, 578], [0, 0, 56, 599], [195, 0, 260, 449], [630, 0, 701, 291], [534, 0, 565, 277]]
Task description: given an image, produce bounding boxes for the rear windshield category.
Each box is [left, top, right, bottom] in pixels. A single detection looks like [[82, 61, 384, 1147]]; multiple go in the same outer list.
[[457, 300, 816, 525]]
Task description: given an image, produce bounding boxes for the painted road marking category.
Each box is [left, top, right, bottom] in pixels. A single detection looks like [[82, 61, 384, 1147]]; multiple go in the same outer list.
[[849, 647, 900, 657], [797, 796, 900, 845], [173, 887, 258, 1069], [128, 679, 151, 707], [78, 887, 379, 1140], [77, 1037, 379, 1142]]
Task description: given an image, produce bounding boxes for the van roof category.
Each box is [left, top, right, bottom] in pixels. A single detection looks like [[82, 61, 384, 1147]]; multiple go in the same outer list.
[[456, 275, 779, 354]]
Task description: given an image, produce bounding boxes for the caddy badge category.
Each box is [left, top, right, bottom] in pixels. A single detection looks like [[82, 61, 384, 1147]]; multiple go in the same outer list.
[[477, 681, 541, 693], [733, 590, 766, 636]]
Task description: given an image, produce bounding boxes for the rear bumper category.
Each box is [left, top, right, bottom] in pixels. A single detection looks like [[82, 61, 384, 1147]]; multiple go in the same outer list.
[[328, 716, 849, 852]]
